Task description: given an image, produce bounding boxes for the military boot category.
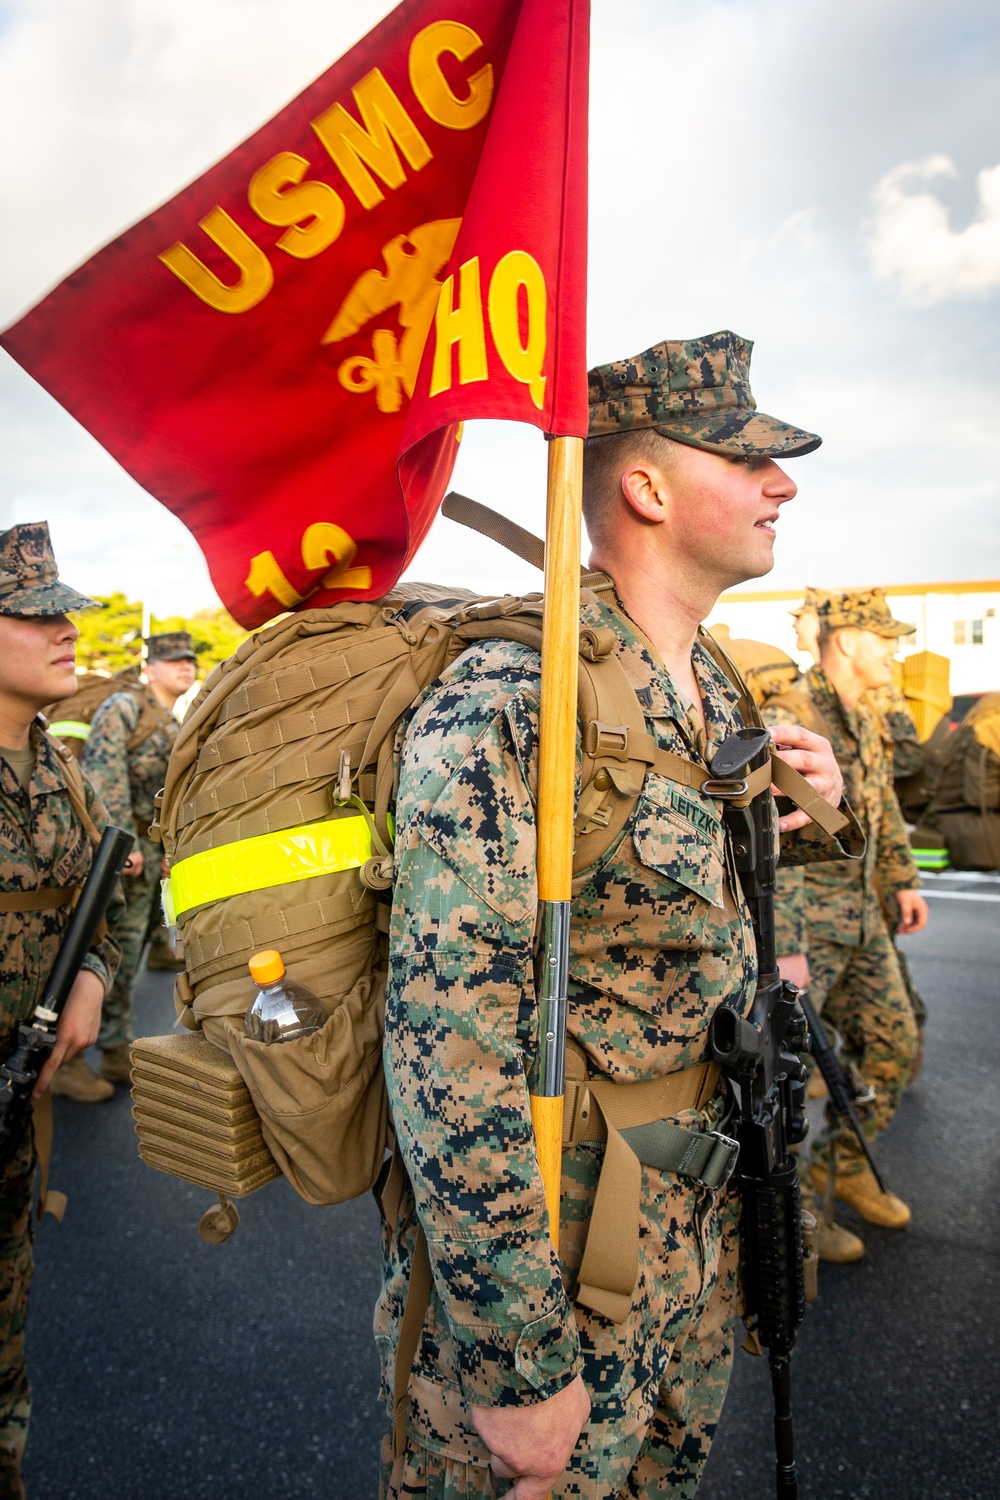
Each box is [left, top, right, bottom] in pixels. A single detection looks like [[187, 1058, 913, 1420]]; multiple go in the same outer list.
[[816, 1217, 865, 1263], [810, 1162, 911, 1230], [99, 1045, 134, 1084], [50, 1055, 114, 1102]]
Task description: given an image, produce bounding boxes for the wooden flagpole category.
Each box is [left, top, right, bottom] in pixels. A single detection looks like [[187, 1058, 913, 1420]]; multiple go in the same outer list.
[[529, 434, 584, 1248]]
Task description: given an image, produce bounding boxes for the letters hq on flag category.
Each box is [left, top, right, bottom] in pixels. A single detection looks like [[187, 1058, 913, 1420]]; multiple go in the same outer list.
[[1, 0, 589, 628]]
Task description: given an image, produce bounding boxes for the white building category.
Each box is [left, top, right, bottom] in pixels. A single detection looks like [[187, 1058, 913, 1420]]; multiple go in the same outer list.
[[709, 581, 1000, 698]]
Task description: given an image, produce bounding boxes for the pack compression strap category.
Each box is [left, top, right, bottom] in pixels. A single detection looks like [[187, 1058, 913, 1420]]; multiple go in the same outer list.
[[168, 815, 372, 919]]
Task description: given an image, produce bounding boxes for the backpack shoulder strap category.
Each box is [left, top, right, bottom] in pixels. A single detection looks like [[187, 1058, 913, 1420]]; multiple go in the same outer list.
[[126, 683, 173, 752], [46, 734, 101, 847]]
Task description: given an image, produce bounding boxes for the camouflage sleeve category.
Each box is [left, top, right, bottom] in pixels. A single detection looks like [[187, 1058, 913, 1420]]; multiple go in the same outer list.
[[77, 773, 124, 995], [876, 782, 920, 896], [887, 714, 924, 780], [386, 648, 582, 1408], [81, 694, 139, 831], [773, 865, 807, 956]]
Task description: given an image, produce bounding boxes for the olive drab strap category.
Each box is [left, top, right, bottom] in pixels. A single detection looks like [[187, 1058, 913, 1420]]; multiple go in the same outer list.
[[0, 888, 77, 913], [49, 739, 102, 848]]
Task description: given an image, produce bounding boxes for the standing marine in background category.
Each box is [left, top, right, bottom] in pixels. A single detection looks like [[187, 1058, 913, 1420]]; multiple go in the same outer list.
[[789, 588, 929, 1078], [68, 632, 196, 1096], [763, 589, 928, 1263], [0, 522, 123, 1499]]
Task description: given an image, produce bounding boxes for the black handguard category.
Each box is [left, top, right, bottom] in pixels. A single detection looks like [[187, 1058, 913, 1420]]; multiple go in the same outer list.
[[0, 825, 134, 1171], [707, 728, 811, 1500], [796, 988, 888, 1194]]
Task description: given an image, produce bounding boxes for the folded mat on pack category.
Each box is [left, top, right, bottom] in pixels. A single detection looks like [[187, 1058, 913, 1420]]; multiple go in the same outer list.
[[130, 1032, 280, 1197]]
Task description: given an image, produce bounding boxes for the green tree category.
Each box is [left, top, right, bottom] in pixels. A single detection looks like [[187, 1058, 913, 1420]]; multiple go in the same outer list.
[[150, 607, 250, 674], [73, 593, 143, 673], [73, 599, 249, 677]]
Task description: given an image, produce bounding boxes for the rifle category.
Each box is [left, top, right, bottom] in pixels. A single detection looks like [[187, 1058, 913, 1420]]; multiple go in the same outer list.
[[796, 988, 887, 1194], [708, 727, 810, 1500], [0, 824, 134, 1170]]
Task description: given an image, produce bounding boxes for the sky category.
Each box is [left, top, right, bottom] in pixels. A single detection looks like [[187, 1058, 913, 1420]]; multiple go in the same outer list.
[[1, 0, 998, 614]]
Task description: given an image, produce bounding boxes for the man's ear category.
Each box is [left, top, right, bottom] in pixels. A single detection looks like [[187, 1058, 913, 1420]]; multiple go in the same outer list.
[[621, 462, 670, 524]]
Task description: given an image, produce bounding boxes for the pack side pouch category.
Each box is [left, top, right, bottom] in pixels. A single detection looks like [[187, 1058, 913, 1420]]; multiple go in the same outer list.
[[220, 961, 390, 1207]]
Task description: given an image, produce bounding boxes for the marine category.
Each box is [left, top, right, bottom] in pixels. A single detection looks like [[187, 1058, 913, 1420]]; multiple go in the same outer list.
[[789, 589, 929, 1081], [71, 632, 196, 1095], [0, 522, 123, 1499], [378, 332, 858, 1500], [763, 588, 928, 1262]]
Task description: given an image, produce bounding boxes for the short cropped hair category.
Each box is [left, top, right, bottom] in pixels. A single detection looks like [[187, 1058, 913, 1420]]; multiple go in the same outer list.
[[582, 428, 679, 550]]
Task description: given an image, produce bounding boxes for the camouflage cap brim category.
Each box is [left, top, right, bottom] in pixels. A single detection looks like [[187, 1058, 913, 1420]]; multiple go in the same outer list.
[[0, 580, 101, 616], [153, 647, 198, 661], [652, 407, 822, 460], [870, 616, 917, 639]]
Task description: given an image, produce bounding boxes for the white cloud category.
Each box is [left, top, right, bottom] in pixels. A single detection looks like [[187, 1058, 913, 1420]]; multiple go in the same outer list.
[[867, 154, 1000, 304]]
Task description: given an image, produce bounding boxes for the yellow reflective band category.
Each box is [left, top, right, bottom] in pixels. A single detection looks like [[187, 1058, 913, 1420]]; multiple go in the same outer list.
[[49, 721, 91, 739], [169, 815, 372, 918]]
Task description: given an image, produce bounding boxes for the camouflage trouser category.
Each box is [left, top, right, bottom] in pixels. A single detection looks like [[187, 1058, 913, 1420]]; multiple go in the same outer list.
[[379, 1135, 739, 1500], [98, 835, 161, 1052], [806, 925, 918, 1175], [0, 1135, 34, 1500]]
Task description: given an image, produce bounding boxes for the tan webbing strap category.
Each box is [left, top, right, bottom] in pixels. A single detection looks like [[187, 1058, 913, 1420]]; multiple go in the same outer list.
[[32, 1090, 67, 1223], [442, 492, 546, 571], [0, 887, 76, 913], [393, 1226, 432, 1458], [563, 1041, 721, 1324], [770, 755, 848, 838], [379, 1145, 433, 1461], [51, 742, 101, 847]]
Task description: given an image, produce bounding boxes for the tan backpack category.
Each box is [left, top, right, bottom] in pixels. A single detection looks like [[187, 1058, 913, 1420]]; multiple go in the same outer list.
[[141, 501, 827, 1222], [45, 670, 170, 760], [912, 693, 1000, 871], [714, 637, 802, 710]]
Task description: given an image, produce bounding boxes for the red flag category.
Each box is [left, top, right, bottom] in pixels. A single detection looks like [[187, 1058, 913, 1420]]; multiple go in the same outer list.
[[1, 0, 588, 627]]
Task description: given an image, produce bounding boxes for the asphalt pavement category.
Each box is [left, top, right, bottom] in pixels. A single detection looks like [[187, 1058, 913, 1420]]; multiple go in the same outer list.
[[22, 873, 1000, 1500]]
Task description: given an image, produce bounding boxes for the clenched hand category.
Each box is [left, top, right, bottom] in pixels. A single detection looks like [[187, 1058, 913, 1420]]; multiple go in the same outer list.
[[33, 968, 105, 1097], [472, 1373, 591, 1500]]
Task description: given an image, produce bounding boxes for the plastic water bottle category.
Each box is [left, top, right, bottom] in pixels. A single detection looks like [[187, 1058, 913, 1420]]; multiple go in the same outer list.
[[245, 950, 324, 1044]]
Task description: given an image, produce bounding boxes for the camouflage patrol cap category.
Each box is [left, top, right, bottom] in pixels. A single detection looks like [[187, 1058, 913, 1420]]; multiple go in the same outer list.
[[789, 586, 831, 619], [587, 330, 822, 458], [146, 630, 197, 662], [818, 589, 916, 639], [0, 521, 99, 616]]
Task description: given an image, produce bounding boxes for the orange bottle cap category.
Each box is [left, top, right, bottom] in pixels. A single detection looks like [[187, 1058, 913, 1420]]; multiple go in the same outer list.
[[248, 950, 285, 985]]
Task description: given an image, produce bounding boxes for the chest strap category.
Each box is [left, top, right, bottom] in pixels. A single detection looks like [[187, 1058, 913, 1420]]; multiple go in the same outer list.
[[563, 1037, 735, 1324], [0, 886, 77, 913]]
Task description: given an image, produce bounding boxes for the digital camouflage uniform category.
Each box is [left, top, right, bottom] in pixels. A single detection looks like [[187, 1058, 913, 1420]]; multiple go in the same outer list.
[[0, 522, 122, 1500], [380, 620, 860, 1498], [868, 684, 928, 1047], [378, 331, 850, 1500], [81, 634, 190, 1053], [764, 594, 921, 1176]]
